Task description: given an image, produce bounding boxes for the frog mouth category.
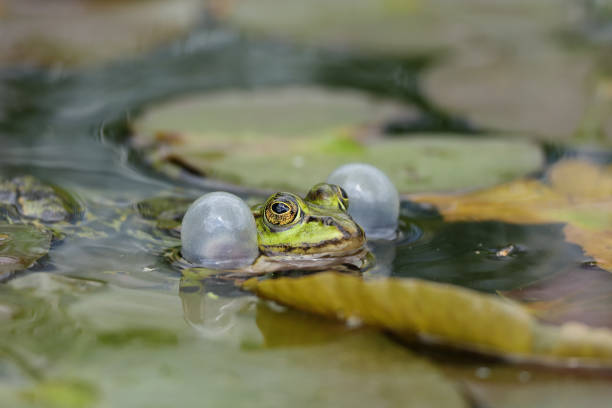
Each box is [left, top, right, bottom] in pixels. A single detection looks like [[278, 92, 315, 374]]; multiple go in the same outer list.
[[239, 246, 370, 274]]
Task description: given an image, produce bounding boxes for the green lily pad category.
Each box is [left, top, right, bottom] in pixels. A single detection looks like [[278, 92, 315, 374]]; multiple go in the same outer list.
[[0, 0, 204, 67], [210, 0, 570, 56], [136, 196, 193, 234], [576, 74, 612, 145], [131, 86, 543, 194], [0, 176, 84, 223], [20, 380, 98, 408], [0, 224, 51, 279], [444, 363, 612, 408], [423, 45, 597, 141], [0, 273, 468, 408]]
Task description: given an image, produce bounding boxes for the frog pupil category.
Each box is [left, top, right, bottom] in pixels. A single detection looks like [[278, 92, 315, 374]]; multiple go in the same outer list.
[[272, 202, 290, 214]]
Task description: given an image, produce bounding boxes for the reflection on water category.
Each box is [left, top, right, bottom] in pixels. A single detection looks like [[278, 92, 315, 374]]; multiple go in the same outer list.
[[179, 276, 358, 349], [393, 217, 588, 292], [179, 278, 261, 345]]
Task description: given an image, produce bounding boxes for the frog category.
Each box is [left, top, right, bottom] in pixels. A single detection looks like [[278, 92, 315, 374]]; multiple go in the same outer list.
[[0, 174, 372, 279], [246, 182, 369, 273], [157, 182, 371, 275]]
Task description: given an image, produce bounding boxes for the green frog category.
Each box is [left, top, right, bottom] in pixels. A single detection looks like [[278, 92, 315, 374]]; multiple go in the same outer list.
[[162, 182, 371, 274], [245, 182, 369, 273]]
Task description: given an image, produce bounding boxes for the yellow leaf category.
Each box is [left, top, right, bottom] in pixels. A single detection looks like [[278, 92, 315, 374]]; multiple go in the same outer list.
[[244, 272, 612, 365], [549, 160, 612, 199], [413, 159, 612, 271], [564, 225, 612, 272], [244, 272, 534, 355]]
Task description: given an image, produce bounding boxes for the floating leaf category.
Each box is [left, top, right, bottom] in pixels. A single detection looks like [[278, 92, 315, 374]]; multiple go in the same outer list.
[[255, 301, 355, 348], [413, 160, 612, 272], [424, 47, 596, 141], [0, 224, 51, 279], [0, 176, 84, 223], [20, 380, 98, 408], [211, 0, 570, 56], [503, 266, 612, 329], [244, 272, 533, 353], [0, 0, 205, 67], [443, 362, 612, 408], [131, 86, 543, 193], [136, 195, 193, 234], [243, 272, 612, 365]]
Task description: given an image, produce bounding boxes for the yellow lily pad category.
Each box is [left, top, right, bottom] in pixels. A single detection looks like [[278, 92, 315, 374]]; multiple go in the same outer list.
[[413, 159, 612, 272], [244, 272, 612, 365], [131, 86, 543, 193]]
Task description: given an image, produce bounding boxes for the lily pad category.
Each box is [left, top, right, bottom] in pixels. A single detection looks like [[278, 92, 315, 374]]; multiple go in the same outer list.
[[136, 195, 194, 234], [423, 46, 596, 141], [20, 380, 98, 408], [244, 272, 612, 365], [444, 363, 612, 408], [131, 86, 543, 193], [0, 0, 205, 67], [503, 266, 612, 329], [413, 159, 612, 272], [0, 176, 84, 223], [210, 0, 571, 56], [0, 224, 51, 279], [0, 273, 468, 408]]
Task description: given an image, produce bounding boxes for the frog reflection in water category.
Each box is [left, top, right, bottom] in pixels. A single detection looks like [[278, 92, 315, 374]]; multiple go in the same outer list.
[[246, 183, 369, 273]]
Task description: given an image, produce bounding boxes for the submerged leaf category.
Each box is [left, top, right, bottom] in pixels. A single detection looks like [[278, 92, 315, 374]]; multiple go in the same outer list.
[[1, 273, 468, 408], [0, 224, 51, 279], [244, 272, 612, 365], [413, 160, 612, 272], [20, 380, 98, 408], [131, 87, 543, 193], [503, 265, 612, 330]]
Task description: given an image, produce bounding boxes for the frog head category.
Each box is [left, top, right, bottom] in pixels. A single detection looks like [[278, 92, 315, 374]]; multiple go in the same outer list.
[[253, 183, 365, 258]]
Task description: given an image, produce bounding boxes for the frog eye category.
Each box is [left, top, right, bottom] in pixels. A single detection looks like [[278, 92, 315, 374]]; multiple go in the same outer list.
[[265, 195, 300, 226]]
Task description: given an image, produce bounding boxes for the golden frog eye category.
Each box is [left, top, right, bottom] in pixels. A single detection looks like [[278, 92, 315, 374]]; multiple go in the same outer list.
[[265, 196, 299, 226]]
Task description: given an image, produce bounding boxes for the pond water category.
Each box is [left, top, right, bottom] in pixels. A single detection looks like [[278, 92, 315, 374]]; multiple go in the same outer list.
[[2, 10, 612, 408]]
